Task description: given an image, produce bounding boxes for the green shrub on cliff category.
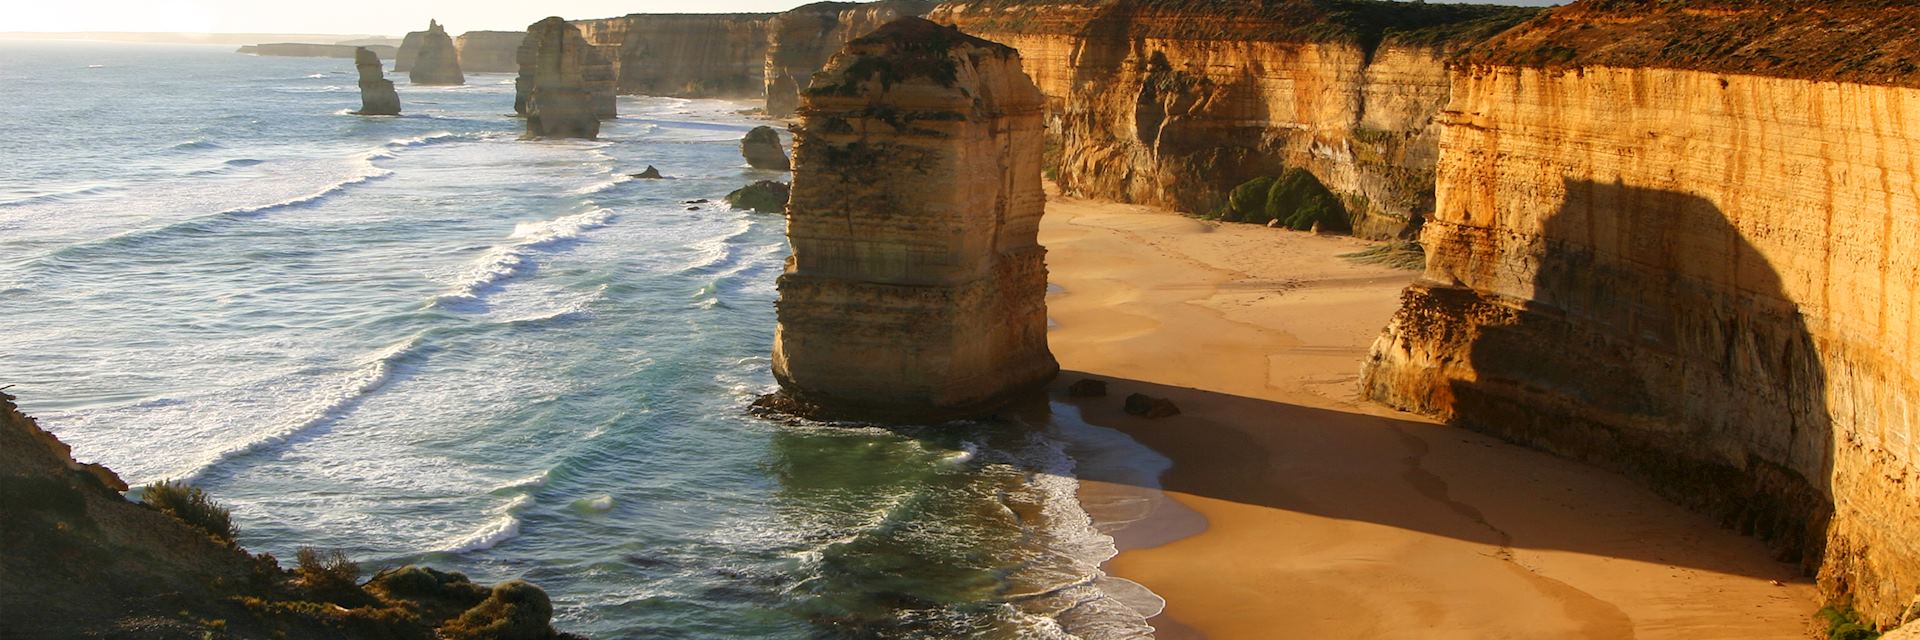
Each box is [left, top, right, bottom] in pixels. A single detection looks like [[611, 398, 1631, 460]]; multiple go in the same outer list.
[[141, 480, 235, 543]]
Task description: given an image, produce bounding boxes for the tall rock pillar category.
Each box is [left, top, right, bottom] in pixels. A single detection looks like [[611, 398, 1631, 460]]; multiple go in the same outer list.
[[350, 47, 400, 116], [766, 17, 1057, 422], [516, 17, 615, 139], [408, 20, 465, 85]]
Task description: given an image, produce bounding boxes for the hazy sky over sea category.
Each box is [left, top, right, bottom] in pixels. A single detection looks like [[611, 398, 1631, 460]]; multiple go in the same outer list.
[[5, 0, 1561, 36]]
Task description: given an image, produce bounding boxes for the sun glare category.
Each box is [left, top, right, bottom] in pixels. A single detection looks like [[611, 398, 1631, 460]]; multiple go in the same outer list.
[[4, 0, 217, 33]]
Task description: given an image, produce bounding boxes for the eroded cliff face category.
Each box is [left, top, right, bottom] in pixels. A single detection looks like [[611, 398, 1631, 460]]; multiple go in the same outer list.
[[455, 31, 526, 73], [1363, 1, 1920, 623], [573, 14, 773, 98], [931, 0, 1535, 237], [768, 17, 1056, 421], [763, 1, 934, 117]]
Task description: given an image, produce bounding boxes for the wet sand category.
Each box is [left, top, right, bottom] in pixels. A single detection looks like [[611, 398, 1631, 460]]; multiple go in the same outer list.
[[1036, 194, 1818, 639]]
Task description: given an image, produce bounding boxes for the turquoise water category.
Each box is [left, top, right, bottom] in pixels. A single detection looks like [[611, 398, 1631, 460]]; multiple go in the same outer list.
[[0, 41, 1166, 638]]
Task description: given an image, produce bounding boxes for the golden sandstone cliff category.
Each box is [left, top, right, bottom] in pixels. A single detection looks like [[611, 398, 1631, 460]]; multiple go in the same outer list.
[[767, 17, 1057, 421], [764, 1, 935, 117], [931, 0, 1536, 237], [455, 31, 527, 73], [1362, 0, 1920, 626], [574, 14, 775, 99]]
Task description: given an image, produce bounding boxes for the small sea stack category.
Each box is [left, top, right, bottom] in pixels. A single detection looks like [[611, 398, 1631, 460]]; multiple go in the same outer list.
[[407, 20, 465, 85], [741, 126, 791, 171], [517, 17, 614, 140], [763, 17, 1057, 422], [350, 48, 401, 116]]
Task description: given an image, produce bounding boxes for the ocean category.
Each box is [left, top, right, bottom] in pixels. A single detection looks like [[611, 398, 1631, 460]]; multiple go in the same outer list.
[[0, 40, 1169, 638]]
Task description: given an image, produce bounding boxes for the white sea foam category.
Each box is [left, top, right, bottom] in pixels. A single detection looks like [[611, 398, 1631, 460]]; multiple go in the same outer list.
[[433, 493, 533, 554], [171, 335, 426, 486], [431, 208, 615, 309]]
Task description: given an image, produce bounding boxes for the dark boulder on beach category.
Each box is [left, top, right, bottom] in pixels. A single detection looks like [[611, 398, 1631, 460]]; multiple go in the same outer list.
[[1123, 393, 1180, 418], [351, 48, 401, 116], [726, 180, 790, 213], [1067, 378, 1108, 397], [742, 126, 791, 171]]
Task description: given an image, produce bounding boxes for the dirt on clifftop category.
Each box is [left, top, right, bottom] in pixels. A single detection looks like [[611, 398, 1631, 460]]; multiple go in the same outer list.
[[1459, 0, 1920, 88]]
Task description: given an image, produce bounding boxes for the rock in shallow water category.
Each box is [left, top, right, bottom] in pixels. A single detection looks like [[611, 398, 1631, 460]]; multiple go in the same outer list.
[[742, 125, 791, 171], [725, 180, 789, 213]]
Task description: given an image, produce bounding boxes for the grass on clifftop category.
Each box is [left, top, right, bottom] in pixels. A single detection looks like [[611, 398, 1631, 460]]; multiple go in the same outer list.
[[1458, 0, 1920, 88], [943, 0, 1543, 56]]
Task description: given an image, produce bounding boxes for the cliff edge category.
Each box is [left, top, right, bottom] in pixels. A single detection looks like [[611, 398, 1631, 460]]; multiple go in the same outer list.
[[933, 0, 1540, 237], [1363, 0, 1920, 626]]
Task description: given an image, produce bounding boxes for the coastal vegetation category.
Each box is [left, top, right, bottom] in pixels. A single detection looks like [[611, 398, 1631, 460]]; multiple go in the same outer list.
[[142, 480, 238, 544], [1218, 169, 1350, 232]]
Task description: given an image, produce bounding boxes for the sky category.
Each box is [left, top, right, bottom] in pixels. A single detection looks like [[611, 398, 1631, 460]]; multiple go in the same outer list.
[[2, 0, 1561, 37]]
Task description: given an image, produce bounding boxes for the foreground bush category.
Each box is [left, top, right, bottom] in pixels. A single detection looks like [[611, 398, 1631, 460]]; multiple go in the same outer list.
[[141, 480, 235, 543]]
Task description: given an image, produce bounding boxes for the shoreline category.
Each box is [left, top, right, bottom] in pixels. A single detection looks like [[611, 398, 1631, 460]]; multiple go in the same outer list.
[[1036, 193, 1819, 639]]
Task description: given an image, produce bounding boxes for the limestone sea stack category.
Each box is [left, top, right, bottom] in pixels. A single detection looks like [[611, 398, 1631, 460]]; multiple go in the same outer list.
[[517, 17, 616, 139], [351, 48, 400, 116], [408, 20, 465, 85], [764, 17, 1057, 422], [741, 125, 790, 171]]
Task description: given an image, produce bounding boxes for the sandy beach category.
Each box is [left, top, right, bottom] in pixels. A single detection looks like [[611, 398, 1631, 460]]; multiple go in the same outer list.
[[1036, 193, 1819, 639]]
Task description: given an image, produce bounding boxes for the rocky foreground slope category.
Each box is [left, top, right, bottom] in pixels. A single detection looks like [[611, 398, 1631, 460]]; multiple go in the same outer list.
[[1361, 0, 1920, 626], [0, 391, 575, 639]]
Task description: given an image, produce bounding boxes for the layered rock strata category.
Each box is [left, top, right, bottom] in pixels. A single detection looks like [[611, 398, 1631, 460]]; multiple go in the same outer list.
[[768, 17, 1057, 421], [455, 30, 526, 73], [573, 14, 773, 98], [351, 47, 400, 116], [763, 0, 934, 117], [742, 125, 791, 171], [932, 0, 1537, 237], [0, 391, 575, 639], [517, 17, 616, 139], [406, 20, 465, 85], [1362, 0, 1920, 624]]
